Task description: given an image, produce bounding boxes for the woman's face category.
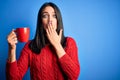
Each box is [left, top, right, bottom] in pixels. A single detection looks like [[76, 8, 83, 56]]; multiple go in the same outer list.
[[42, 6, 57, 30]]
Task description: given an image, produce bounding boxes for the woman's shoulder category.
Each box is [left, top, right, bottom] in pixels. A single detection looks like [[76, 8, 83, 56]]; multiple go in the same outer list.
[[23, 40, 32, 50], [66, 36, 77, 45], [66, 36, 76, 42], [24, 40, 31, 46]]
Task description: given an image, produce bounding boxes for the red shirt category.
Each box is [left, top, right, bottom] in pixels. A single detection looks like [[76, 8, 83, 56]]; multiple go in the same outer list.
[[6, 37, 80, 80]]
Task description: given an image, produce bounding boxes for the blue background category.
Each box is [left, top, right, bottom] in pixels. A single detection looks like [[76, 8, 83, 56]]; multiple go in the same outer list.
[[0, 0, 120, 80]]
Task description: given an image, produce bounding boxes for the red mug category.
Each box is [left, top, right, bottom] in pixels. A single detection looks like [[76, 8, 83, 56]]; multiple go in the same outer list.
[[15, 27, 30, 42]]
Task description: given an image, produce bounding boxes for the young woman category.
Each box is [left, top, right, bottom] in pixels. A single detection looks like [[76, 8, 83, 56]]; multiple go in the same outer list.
[[6, 2, 80, 80]]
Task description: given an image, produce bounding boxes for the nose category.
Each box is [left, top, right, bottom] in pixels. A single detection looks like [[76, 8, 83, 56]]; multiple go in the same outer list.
[[48, 15, 52, 24]]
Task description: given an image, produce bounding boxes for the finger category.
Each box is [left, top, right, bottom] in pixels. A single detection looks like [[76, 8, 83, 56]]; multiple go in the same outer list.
[[46, 28, 50, 37], [8, 30, 17, 39], [48, 23, 53, 34], [49, 22, 55, 32], [10, 37, 18, 43], [50, 22, 54, 30], [47, 25, 50, 34], [8, 31, 14, 38], [49, 22, 53, 31], [8, 33, 17, 41], [8, 38, 17, 45], [46, 29, 52, 41], [59, 29, 63, 37], [14, 38, 18, 44], [7, 33, 17, 44], [14, 37, 18, 41]]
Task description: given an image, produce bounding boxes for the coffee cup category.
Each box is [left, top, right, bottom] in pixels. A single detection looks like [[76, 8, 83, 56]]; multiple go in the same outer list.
[[15, 27, 30, 42]]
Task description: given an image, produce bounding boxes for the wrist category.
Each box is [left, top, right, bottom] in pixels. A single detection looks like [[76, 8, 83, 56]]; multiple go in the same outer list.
[[8, 43, 16, 50], [54, 44, 66, 58], [53, 42, 61, 48], [8, 47, 16, 62]]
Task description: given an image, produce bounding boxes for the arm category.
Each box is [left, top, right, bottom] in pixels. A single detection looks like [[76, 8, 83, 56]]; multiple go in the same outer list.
[[45, 23, 80, 79], [58, 37, 80, 80], [51, 37, 80, 79], [6, 40, 30, 80]]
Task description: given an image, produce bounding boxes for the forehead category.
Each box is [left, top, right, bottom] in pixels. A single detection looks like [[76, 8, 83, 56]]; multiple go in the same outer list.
[[42, 6, 55, 13]]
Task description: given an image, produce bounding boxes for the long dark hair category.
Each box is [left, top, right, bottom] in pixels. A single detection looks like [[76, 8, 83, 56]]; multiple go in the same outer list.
[[29, 2, 66, 54]]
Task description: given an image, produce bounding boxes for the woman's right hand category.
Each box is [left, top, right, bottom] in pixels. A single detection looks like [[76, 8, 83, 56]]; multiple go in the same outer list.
[[7, 30, 18, 50], [7, 30, 18, 62]]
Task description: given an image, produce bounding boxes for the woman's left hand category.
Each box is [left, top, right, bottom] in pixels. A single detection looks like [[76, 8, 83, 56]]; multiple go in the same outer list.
[[46, 23, 62, 47]]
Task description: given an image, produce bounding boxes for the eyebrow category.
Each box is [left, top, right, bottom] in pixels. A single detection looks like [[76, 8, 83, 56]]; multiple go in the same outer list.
[[42, 12, 48, 14], [42, 12, 56, 14]]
